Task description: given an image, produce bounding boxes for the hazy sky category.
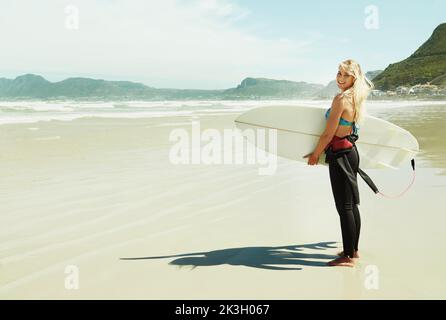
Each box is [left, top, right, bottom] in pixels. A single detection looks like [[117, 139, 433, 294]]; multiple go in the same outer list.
[[0, 0, 445, 89]]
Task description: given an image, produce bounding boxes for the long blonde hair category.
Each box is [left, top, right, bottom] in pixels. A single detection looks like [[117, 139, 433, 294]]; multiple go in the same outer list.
[[338, 59, 374, 125]]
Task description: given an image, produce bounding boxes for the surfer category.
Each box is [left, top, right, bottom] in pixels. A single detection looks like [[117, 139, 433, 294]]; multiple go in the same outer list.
[[305, 59, 374, 267]]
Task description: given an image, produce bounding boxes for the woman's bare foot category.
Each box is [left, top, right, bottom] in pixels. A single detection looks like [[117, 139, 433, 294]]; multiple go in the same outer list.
[[327, 256, 355, 267], [337, 250, 359, 259]]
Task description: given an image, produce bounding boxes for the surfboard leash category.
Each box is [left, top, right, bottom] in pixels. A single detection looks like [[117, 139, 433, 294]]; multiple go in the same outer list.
[[377, 159, 416, 199]]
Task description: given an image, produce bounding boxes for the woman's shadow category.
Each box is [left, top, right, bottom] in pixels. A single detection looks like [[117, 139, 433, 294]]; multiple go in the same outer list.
[[120, 241, 339, 270]]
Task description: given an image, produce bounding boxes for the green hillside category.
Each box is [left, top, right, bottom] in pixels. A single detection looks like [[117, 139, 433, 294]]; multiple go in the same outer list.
[[373, 23, 446, 90], [431, 73, 446, 86]]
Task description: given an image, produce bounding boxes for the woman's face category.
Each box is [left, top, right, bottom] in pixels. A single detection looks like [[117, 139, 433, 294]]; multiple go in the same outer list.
[[336, 69, 355, 91]]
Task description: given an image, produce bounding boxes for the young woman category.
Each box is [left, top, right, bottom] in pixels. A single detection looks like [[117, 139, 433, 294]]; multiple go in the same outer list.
[[305, 59, 373, 267]]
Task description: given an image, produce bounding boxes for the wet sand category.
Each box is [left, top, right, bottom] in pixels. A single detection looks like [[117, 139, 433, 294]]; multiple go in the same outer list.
[[1, 105, 446, 299]]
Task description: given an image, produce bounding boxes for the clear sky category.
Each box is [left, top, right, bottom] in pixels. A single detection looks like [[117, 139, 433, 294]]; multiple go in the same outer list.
[[0, 0, 445, 89]]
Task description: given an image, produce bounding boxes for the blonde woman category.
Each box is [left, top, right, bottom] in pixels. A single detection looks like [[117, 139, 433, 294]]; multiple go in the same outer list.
[[305, 59, 373, 267]]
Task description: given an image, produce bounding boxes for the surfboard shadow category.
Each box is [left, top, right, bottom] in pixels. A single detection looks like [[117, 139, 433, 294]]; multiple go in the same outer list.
[[120, 241, 339, 270]]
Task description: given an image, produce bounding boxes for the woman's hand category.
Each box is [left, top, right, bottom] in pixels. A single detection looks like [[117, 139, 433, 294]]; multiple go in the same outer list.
[[303, 152, 320, 166]]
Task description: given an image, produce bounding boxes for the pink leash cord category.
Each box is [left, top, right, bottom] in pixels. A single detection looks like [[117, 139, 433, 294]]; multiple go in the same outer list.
[[377, 159, 416, 199]]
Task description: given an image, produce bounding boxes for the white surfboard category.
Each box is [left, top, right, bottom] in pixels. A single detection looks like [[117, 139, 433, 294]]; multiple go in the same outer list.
[[234, 105, 419, 169]]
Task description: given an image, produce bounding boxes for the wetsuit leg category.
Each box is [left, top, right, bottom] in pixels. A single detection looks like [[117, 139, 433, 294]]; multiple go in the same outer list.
[[353, 204, 361, 252], [328, 147, 361, 258], [352, 146, 361, 252]]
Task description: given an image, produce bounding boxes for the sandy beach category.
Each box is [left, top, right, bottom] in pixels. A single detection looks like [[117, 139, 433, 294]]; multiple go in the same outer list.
[[1, 104, 446, 299]]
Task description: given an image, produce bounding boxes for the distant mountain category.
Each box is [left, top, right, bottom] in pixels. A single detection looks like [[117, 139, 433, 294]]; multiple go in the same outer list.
[[373, 23, 446, 90], [52, 77, 150, 97], [223, 77, 324, 99], [0, 63, 434, 101], [365, 70, 383, 81], [0, 74, 225, 100], [315, 80, 340, 99], [0, 74, 51, 97], [0, 75, 324, 100], [0, 74, 152, 99], [315, 70, 383, 99]]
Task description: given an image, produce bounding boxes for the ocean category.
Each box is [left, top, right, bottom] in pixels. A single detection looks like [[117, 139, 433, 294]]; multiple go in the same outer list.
[[1, 99, 445, 125]]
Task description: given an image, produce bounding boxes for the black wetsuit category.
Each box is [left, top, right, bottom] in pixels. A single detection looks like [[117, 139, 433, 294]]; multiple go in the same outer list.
[[328, 144, 361, 258], [324, 108, 379, 258]]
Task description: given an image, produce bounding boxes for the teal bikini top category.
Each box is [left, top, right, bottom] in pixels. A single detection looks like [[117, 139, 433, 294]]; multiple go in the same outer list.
[[325, 108, 359, 134]]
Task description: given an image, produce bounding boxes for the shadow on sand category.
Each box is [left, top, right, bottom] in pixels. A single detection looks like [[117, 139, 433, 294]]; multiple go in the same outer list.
[[120, 241, 339, 270]]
